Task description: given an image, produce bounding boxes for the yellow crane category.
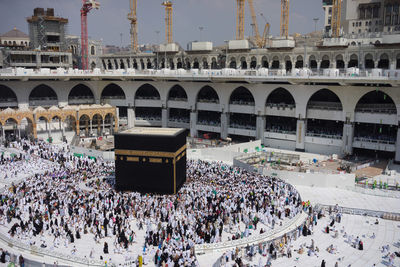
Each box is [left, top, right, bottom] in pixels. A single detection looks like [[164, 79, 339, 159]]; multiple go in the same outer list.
[[236, 0, 245, 40], [247, 0, 270, 48], [162, 1, 173, 44], [280, 0, 289, 38], [331, 0, 342, 38], [128, 0, 138, 52]]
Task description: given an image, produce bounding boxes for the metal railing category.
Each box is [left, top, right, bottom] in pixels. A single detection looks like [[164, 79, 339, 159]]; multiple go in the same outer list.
[[353, 137, 395, 145], [306, 132, 343, 139]]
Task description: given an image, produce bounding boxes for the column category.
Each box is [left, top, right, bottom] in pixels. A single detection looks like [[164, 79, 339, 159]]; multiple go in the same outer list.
[[76, 121, 80, 136], [390, 60, 396, 70], [59, 120, 64, 142], [18, 125, 21, 140], [342, 123, 354, 156], [256, 115, 266, 144], [317, 60, 321, 71], [395, 127, 400, 164], [2, 126, 5, 142], [89, 119, 93, 136], [33, 123, 37, 140], [162, 108, 168, 128], [295, 119, 306, 152], [190, 111, 198, 138], [221, 113, 229, 140], [127, 107, 135, 128], [374, 60, 379, 69], [102, 120, 105, 135]]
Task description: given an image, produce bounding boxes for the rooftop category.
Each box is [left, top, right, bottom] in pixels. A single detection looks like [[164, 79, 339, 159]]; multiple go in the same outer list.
[[121, 127, 184, 136], [0, 27, 29, 39]]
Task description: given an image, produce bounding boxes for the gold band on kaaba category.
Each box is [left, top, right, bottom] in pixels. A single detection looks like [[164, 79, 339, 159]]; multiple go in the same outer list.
[[115, 144, 187, 158]]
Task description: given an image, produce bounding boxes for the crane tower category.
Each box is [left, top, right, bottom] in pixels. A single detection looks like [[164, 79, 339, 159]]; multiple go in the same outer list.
[[128, 0, 138, 52], [236, 0, 246, 40], [162, 1, 173, 44], [331, 0, 342, 38], [280, 0, 289, 38], [81, 0, 100, 70]]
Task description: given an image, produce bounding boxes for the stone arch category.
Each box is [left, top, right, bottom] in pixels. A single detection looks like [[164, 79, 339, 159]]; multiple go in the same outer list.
[[306, 89, 343, 111], [193, 58, 200, 69], [0, 85, 18, 107], [90, 46, 95, 55], [271, 56, 280, 69], [197, 86, 219, 103], [211, 57, 218, 69], [29, 84, 58, 107], [229, 57, 237, 69], [266, 87, 295, 106], [229, 86, 255, 105], [396, 53, 400, 69], [135, 84, 160, 100], [355, 90, 396, 114], [68, 84, 95, 105], [168, 85, 188, 101], [320, 55, 330, 69], [284, 55, 292, 71], [378, 53, 389, 69], [309, 55, 317, 69], [250, 56, 257, 69], [101, 83, 126, 101], [295, 55, 303, 68], [335, 54, 345, 68], [348, 54, 358, 68], [364, 53, 374, 69], [202, 58, 209, 69], [240, 57, 247, 69], [261, 56, 268, 68]]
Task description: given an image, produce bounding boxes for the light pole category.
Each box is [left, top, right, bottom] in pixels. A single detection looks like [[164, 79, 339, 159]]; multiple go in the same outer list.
[[224, 40, 229, 68], [313, 18, 319, 32]]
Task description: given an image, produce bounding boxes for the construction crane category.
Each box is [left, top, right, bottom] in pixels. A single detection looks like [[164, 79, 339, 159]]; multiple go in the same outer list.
[[236, 0, 245, 40], [162, 1, 173, 44], [81, 0, 100, 70], [280, 0, 289, 38], [247, 0, 270, 48], [331, 0, 342, 38], [128, 0, 138, 52]]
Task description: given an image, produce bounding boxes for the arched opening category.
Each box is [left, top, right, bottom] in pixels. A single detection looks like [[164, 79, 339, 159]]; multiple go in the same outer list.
[[365, 53, 374, 69], [266, 116, 297, 134], [229, 57, 237, 69], [271, 56, 280, 69], [320, 55, 330, 69], [133, 59, 138, 69], [20, 117, 35, 141], [378, 53, 389, 69], [69, 84, 95, 105], [4, 118, 19, 141], [168, 85, 187, 101], [202, 59, 209, 69], [348, 54, 358, 68], [79, 114, 90, 137], [114, 59, 119, 69], [336, 54, 345, 69], [307, 89, 343, 111], [355, 90, 396, 114], [250, 57, 257, 69], [295, 55, 303, 68], [211, 57, 218, 69], [193, 59, 199, 69], [135, 84, 160, 100], [64, 115, 77, 138], [396, 53, 400, 69], [104, 113, 116, 135], [185, 59, 191, 70], [0, 85, 18, 108], [262, 56, 268, 68], [92, 114, 103, 136], [101, 83, 126, 101], [229, 113, 256, 130], [177, 60, 183, 69], [140, 59, 145, 70], [107, 60, 112, 70], [90, 46, 95, 55], [266, 87, 295, 108], [120, 59, 125, 69], [229, 87, 255, 105], [197, 110, 221, 126], [169, 59, 175, 70], [29, 84, 58, 107], [285, 57, 292, 71], [240, 57, 247, 69], [197, 86, 219, 103], [147, 59, 152, 69], [91, 62, 96, 70], [309, 55, 317, 69], [306, 119, 344, 139]]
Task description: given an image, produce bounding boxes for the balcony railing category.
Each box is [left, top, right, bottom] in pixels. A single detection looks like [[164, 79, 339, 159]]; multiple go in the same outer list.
[[307, 101, 342, 111], [306, 132, 343, 139], [354, 137, 395, 145], [355, 104, 397, 114]]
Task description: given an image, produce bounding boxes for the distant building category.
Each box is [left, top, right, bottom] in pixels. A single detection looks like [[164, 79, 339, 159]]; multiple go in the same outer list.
[[322, 0, 333, 35], [0, 27, 30, 48], [27, 8, 68, 52], [66, 35, 103, 69]]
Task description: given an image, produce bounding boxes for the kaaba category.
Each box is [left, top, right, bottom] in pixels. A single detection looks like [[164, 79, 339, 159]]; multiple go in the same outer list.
[[114, 127, 187, 194]]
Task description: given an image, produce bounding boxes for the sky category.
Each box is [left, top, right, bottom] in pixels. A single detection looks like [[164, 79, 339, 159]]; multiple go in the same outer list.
[[0, 0, 324, 47]]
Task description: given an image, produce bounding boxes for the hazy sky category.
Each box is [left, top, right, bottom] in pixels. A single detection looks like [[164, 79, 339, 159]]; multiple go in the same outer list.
[[0, 0, 324, 47]]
